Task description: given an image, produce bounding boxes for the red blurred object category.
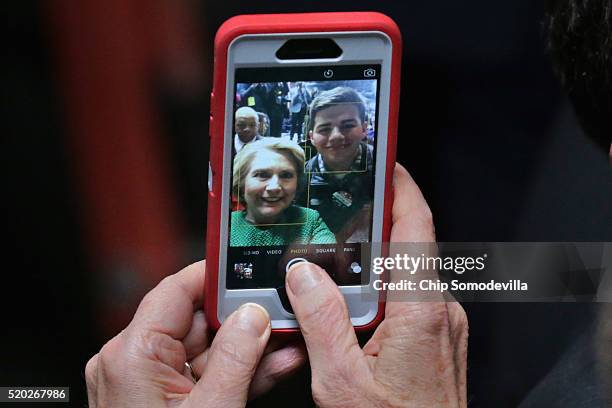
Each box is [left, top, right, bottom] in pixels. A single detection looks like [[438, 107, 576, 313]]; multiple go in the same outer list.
[[47, 0, 205, 335]]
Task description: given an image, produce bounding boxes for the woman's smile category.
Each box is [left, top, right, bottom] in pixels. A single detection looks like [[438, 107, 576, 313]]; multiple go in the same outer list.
[[261, 196, 283, 203]]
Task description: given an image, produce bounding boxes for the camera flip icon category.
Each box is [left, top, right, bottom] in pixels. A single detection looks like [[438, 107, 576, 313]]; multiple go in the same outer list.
[[363, 68, 376, 78]]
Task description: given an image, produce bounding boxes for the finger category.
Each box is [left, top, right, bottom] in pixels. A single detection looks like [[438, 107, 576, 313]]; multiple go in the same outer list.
[[391, 163, 435, 242], [128, 261, 206, 340], [179, 310, 212, 383], [85, 353, 99, 408], [285, 262, 364, 378], [183, 361, 198, 383], [248, 341, 307, 399], [187, 303, 271, 408], [386, 164, 441, 315], [182, 309, 209, 360], [188, 338, 305, 395], [447, 302, 469, 407], [263, 335, 295, 354], [187, 348, 209, 380], [364, 164, 440, 353]]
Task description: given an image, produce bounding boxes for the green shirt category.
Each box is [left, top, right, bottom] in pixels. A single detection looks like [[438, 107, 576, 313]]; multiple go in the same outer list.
[[230, 206, 336, 247]]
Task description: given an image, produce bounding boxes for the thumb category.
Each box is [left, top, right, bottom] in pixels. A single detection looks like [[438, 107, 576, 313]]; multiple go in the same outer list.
[[187, 303, 271, 408], [285, 262, 363, 379]]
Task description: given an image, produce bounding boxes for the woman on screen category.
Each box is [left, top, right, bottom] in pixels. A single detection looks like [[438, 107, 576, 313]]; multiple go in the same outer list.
[[230, 138, 336, 246]]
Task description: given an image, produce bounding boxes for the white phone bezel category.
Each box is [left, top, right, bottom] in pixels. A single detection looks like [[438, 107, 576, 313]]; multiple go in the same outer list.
[[217, 31, 393, 329]]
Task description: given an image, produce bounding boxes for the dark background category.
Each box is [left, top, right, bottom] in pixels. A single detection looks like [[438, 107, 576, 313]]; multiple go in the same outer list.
[[3, 1, 611, 406]]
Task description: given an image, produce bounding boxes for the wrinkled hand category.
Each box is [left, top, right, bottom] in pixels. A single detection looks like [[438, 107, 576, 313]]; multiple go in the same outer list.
[[85, 261, 305, 408], [286, 164, 468, 407]]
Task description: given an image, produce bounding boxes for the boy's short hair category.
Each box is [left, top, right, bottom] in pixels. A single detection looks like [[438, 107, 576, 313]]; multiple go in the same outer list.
[[307, 87, 367, 132]]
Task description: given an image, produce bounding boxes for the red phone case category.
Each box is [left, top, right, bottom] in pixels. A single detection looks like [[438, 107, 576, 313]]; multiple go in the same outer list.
[[205, 12, 401, 333]]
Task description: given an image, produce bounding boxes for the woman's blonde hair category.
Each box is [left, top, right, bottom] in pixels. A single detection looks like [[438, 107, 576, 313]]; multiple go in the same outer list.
[[232, 138, 305, 205]]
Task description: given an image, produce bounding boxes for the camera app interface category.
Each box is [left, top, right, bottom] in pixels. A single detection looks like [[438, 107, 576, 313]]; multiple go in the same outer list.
[[227, 65, 381, 289]]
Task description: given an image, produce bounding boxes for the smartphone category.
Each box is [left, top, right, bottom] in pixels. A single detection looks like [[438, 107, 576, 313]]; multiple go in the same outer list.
[[205, 12, 401, 331]]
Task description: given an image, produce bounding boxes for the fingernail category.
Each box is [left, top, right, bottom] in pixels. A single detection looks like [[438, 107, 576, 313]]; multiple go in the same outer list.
[[235, 303, 270, 337], [286, 262, 323, 296]]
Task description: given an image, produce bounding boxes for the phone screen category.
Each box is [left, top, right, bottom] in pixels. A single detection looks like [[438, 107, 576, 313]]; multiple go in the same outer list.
[[226, 65, 381, 290]]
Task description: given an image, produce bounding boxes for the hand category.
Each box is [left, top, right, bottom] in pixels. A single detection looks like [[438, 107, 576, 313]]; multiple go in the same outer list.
[[285, 163, 468, 407], [85, 261, 306, 408]]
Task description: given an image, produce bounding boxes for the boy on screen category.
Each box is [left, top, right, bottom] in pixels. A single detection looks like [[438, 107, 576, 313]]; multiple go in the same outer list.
[[302, 86, 375, 243]]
